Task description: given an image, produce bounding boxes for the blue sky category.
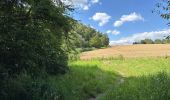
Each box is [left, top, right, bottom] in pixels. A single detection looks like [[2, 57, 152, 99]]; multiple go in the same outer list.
[[64, 0, 170, 45]]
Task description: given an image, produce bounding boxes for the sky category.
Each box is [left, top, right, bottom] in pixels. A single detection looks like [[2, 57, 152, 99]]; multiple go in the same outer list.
[[63, 0, 170, 45]]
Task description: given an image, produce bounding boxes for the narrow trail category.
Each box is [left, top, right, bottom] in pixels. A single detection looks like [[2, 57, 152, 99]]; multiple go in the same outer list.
[[88, 72, 126, 100]]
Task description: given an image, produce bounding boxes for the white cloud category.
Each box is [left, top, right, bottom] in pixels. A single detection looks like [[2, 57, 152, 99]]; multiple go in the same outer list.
[[106, 30, 112, 34], [112, 30, 120, 35], [61, 0, 100, 10], [91, 0, 99, 4], [114, 12, 144, 27], [83, 5, 89, 10], [110, 29, 170, 45], [106, 30, 120, 35], [89, 25, 95, 29], [91, 12, 111, 26]]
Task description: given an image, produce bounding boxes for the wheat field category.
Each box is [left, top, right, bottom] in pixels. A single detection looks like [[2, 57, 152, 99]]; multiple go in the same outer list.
[[81, 44, 170, 60]]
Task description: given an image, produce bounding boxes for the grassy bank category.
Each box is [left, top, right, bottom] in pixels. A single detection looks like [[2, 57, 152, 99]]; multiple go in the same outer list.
[[50, 57, 170, 100]]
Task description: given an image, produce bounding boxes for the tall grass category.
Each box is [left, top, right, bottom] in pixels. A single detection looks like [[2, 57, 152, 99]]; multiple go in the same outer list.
[[50, 60, 118, 100], [101, 72, 170, 100], [50, 57, 170, 100]]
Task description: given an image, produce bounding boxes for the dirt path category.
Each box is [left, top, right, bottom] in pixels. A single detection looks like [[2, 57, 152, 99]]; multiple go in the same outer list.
[[88, 73, 125, 100]]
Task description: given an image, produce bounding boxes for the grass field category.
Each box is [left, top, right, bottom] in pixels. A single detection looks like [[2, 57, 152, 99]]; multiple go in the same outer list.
[[49, 45, 170, 100], [81, 44, 170, 60], [51, 56, 170, 100]]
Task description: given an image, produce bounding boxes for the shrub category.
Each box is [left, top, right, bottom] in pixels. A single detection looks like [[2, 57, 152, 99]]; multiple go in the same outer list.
[[0, 74, 63, 100]]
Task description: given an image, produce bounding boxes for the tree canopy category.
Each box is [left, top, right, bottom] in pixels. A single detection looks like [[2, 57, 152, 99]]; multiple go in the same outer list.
[[154, 0, 170, 25], [0, 0, 76, 99], [71, 22, 109, 49], [0, 0, 75, 76]]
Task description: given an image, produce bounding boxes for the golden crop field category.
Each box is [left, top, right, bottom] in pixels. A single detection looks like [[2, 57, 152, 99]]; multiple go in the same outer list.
[[81, 44, 170, 60]]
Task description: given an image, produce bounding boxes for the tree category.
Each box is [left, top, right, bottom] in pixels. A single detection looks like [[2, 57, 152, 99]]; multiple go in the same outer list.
[[89, 35, 102, 48], [154, 0, 170, 25], [166, 36, 170, 39], [71, 22, 109, 49], [154, 0, 170, 40], [0, 0, 76, 99], [0, 0, 74, 76], [162, 39, 170, 44], [140, 39, 154, 44], [155, 39, 162, 44], [133, 42, 140, 44], [100, 34, 109, 47]]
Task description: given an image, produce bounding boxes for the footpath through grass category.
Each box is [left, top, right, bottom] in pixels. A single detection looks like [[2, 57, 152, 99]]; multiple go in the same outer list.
[[50, 57, 170, 100]]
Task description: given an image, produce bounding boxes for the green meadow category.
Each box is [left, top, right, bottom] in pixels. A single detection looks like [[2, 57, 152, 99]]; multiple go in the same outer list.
[[50, 57, 170, 100]]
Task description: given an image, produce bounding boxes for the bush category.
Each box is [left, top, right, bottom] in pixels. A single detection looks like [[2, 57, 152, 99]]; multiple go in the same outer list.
[[0, 74, 63, 100]]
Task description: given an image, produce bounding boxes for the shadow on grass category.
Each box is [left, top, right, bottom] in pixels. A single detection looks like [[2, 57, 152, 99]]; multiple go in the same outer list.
[[50, 62, 121, 100], [102, 72, 170, 100]]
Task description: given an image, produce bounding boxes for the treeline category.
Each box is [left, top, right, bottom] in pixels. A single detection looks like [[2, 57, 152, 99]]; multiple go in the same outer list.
[[133, 38, 170, 44], [72, 23, 109, 49]]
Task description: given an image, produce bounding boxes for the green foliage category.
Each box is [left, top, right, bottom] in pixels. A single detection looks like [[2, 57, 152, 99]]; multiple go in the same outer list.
[[154, 0, 170, 22], [162, 39, 170, 44], [154, 39, 163, 44], [49, 58, 170, 100], [51, 60, 117, 100], [89, 35, 102, 48], [71, 22, 109, 49], [100, 34, 109, 47], [0, 0, 73, 76], [154, 0, 170, 39], [0, 74, 63, 100], [133, 38, 170, 44], [102, 72, 170, 100], [0, 0, 75, 99], [141, 39, 154, 44], [0, 0, 108, 98]]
